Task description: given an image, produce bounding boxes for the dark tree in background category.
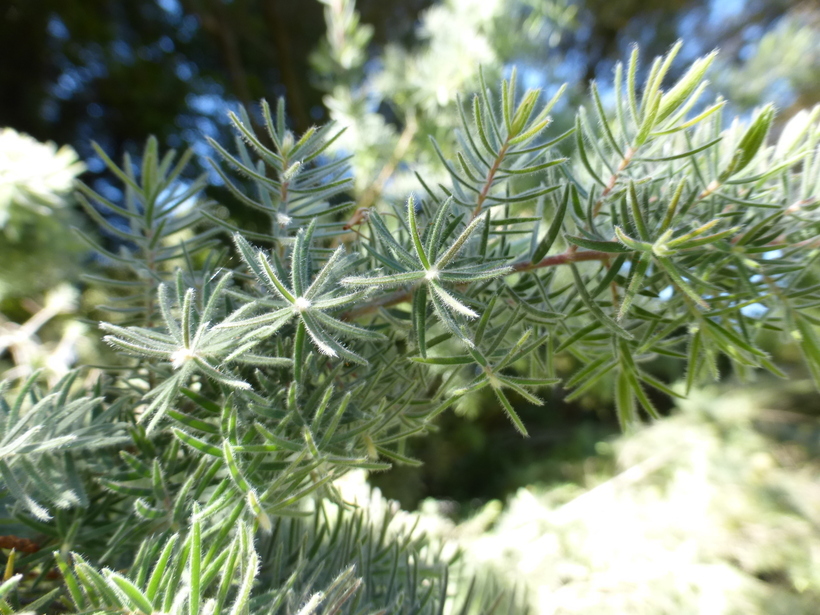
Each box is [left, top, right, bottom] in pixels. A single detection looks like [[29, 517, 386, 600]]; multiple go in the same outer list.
[[0, 0, 431, 162], [0, 0, 807, 164]]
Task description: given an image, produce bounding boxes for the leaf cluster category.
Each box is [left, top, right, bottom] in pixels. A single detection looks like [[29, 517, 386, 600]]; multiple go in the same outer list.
[[2, 42, 820, 613]]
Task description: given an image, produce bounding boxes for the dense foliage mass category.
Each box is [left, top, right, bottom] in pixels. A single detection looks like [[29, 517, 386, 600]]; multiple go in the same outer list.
[[427, 388, 820, 614], [1, 40, 820, 613]]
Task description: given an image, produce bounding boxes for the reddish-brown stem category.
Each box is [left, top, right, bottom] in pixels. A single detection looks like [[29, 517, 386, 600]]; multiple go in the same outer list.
[[699, 179, 721, 202], [0, 535, 39, 553], [584, 146, 635, 303], [343, 289, 411, 320], [785, 197, 817, 214], [591, 146, 635, 219], [472, 140, 510, 219], [343, 249, 613, 320], [511, 249, 613, 272], [567, 147, 635, 257]]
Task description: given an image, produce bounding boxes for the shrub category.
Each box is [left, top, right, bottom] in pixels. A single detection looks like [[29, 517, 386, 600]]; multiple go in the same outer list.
[[2, 42, 820, 613]]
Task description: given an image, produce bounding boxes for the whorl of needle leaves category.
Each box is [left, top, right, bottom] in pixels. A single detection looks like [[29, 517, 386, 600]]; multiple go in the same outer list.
[[2, 43, 820, 614]]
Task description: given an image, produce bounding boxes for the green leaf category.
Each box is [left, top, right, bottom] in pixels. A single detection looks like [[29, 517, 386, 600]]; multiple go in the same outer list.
[[590, 81, 624, 157], [614, 226, 652, 252], [434, 215, 484, 269], [575, 115, 606, 186], [55, 553, 86, 611], [257, 251, 297, 303], [412, 285, 428, 358], [498, 158, 567, 175], [510, 88, 540, 136], [189, 508, 202, 615], [719, 104, 776, 181], [615, 370, 637, 430], [173, 429, 222, 457], [794, 315, 820, 388], [565, 234, 633, 253], [635, 136, 721, 162], [638, 370, 686, 399], [569, 264, 634, 340], [343, 270, 426, 288], [656, 50, 717, 123], [410, 355, 475, 365], [618, 253, 651, 320], [556, 321, 602, 353], [654, 256, 710, 309], [406, 195, 431, 269], [146, 535, 179, 602], [634, 85, 661, 146], [492, 387, 529, 437], [473, 94, 498, 157], [374, 446, 422, 467], [627, 370, 660, 419], [627, 180, 650, 242], [652, 100, 725, 136], [532, 185, 570, 262], [105, 572, 155, 615]]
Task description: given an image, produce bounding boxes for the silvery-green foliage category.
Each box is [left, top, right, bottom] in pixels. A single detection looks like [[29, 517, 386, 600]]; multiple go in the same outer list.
[[1, 41, 820, 614], [75, 136, 220, 325], [343, 196, 513, 347], [310, 0, 575, 203], [224, 221, 382, 367], [54, 497, 521, 615], [0, 372, 127, 521], [205, 98, 354, 242]]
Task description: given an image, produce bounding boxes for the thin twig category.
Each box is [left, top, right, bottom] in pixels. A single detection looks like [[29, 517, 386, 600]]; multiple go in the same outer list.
[[591, 146, 635, 219], [343, 249, 613, 320], [472, 138, 511, 219]]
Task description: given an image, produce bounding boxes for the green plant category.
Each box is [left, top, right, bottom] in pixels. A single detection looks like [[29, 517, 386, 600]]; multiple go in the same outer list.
[[2, 40, 820, 613]]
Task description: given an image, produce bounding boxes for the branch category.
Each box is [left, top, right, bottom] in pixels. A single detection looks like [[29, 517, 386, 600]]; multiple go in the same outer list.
[[342, 249, 614, 320], [472, 138, 511, 219], [591, 146, 635, 218], [512, 249, 613, 273]]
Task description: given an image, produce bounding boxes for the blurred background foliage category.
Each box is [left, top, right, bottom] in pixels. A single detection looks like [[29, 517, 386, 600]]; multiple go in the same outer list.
[[2, 0, 820, 611], [402, 386, 820, 613]]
